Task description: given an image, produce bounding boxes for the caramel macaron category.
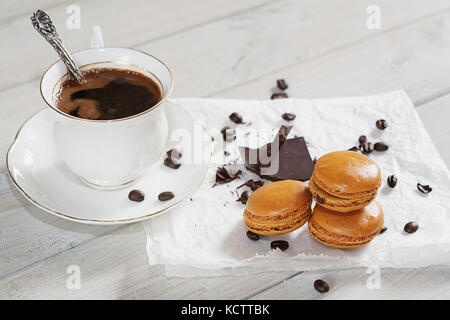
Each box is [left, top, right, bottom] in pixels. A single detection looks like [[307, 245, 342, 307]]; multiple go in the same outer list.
[[308, 201, 384, 249], [244, 180, 312, 235], [309, 151, 381, 212]]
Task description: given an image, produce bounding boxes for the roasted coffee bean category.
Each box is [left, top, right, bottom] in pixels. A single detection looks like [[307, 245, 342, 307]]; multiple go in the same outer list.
[[271, 92, 289, 99], [281, 112, 296, 121], [374, 142, 389, 151], [277, 79, 288, 90], [166, 148, 182, 160], [358, 135, 367, 144], [404, 221, 419, 233], [417, 183, 432, 194], [237, 190, 250, 204], [246, 230, 260, 241], [158, 191, 174, 201], [360, 142, 374, 154], [387, 175, 397, 188], [164, 156, 181, 169], [221, 126, 236, 142], [376, 119, 388, 130], [128, 189, 145, 202], [271, 240, 289, 251], [229, 112, 243, 124], [379, 226, 388, 234], [314, 279, 329, 293], [348, 146, 359, 152]]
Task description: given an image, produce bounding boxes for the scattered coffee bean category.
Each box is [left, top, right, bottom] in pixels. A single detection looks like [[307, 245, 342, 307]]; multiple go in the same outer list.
[[270, 240, 289, 251], [164, 156, 181, 169], [166, 148, 182, 160], [229, 112, 244, 124], [387, 175, 397, 188], [276, 79, 288, 90], [374, 142, 389, 151], [360, 142, 374, 154], [376, 119, 388, 130], [246, 230, 260, 241], [358, 135, 367, 144], [221, 126, 236, 142], [348, 146, 359, 152], [271, 92, 289, 99], [237, 179, 264, 191], [417, 183, 432, 194], [237, 190, 250, 204], [314, 279, 329, 293], [404, 221, 419, 233], [158, 191, 174, 201], [379, 226, 388, 234], [128, 189, 145, 202], [316, 194, 325, 204], [214, 166, 242, 186], [281, 113, 296, 121]]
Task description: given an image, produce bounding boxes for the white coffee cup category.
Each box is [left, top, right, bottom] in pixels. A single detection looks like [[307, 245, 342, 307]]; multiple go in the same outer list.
[[40, 47, 173, 189]]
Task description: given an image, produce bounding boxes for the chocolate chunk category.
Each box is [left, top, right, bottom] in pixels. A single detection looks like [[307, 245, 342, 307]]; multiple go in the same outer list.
[[164, 156, 181, 169], [417, 183, 432, 194], [314, 280, 329, 293], [246, 230, 260, 241], [358, 135, 367, 144], [387, 175, 397, 188], [229, 112, 244, 124], [348, 146, 359, 152], [166, 148, 182, 160], [214, 166, 242, 186], [271, 92, 288, 99], [237, 179, 264, 191], [221, 126, 236, 142], [277, 125, 293, 146], [270, 240, 289, 251], [360, 142, 374, 154], [376, 119, 388, 130], [404, 221, 419, 233], [158, 191, 174, 201], [237, 190, 250, 204], [128, 189, 145, 202], [282, 113, 296, 121], [379, 226, 388, 234], [374, 142, 389, 151], [277, 79, 288, 90]]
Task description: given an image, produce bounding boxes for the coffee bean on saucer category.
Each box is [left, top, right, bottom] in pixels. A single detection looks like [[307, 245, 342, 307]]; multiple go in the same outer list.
[[387, 175, 397, 188], [360, 142, 374, 154], [314, 279, 329, 293], [158, 191, 174, 201], [221, 126, 236, 142], [358, 135, 367, 144], [164, 157, 181, 169], [229, 112, 244, 124], [379, 226, 388, 234], [271, 240, 289, 251], [348, 146, 359, 152], [376, 119, 388, 130], [404, 221, 419, 233], [166, 148, 182, 160], [128, 189, 145, 202], [271, 92, 288, 99], [237, 190, 250, 204], [246, 230, 260, 241], [277, 79, 288, 90], [374, 142, 389, 151], [417, 183, 432, 194], [282, 113, 296, 121]]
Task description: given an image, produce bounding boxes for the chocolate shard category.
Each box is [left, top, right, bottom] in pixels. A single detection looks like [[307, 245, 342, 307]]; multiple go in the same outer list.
[[213, 166, 242, 187]]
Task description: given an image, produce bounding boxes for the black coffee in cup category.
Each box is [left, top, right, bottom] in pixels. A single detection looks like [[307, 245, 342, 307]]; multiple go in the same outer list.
[[55, 67, 162, 120]]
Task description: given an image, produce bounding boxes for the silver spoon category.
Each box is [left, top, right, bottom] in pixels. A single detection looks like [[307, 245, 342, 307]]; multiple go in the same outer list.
[[31, 9, 85, 84]]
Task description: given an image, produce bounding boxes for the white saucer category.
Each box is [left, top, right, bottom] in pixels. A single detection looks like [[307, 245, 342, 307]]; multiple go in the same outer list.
[[6, 103, 213, 225]]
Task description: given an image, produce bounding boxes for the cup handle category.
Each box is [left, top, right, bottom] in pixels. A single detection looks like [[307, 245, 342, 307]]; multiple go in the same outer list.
[[90, 25, 104, 48]]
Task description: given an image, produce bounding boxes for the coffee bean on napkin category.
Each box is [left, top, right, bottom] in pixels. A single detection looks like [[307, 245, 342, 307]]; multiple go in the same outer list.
[[376, 119, 388, 130], [246, 230, 260, 241], [271, 92, 288, 99], [229, 112, 244, 124], [314, 280, 329, 293], [404, 221, 419, 233], [417, 183, 432, 194], [282, 113, 296, 121], [270, 240, 289, 251], [277, 79, 288, 90], [387, 175, 397, 188], [374, 142, 389, 151]]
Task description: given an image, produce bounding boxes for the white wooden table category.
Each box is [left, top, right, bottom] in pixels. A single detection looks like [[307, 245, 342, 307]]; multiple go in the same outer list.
[[1, 0, 450, 299]]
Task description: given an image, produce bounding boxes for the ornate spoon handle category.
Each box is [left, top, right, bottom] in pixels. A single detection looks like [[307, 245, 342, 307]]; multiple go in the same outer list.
[[31, 9, 85, 83]]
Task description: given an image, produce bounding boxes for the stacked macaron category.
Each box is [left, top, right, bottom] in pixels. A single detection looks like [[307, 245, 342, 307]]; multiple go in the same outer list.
[[308, 151, 384, 248]]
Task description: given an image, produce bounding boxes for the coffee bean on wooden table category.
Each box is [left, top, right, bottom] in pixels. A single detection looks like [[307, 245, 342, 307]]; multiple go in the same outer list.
[[158, 191, 174, 201], [374, 142, 389, 151], [360, 142, 374, 154], [270, 240, 289, 251], [379, 226, 388, 234], [277, 79, 288, 90], [271, 92, 289, 99], [246, 230, 260, 241], [314, 279, 329, 293], [229, 112, 243, 124], [404, 221, 419, 233], [417, 183, 432, 194], [282, 113, 296, 121], [376, 119, 388, 130], [387, 175, 397, 188], [358, 135, 367, 144], [221, 126, 236, 142], [128, 189, 145, 202]]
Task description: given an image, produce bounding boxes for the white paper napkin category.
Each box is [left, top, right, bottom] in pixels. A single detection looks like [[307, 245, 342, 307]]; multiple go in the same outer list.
[[142, 91, 450, 277]]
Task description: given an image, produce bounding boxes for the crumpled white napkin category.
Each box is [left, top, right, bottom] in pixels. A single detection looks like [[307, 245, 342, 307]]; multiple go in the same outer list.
[[142, 91, 450, 277]]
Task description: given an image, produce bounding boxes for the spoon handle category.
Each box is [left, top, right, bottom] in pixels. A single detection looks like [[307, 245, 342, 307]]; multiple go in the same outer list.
[[31, 9, 85, 83]]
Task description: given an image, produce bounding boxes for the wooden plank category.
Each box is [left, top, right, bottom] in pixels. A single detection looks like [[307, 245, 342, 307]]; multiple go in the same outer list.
[[0, 0, 68, 23]]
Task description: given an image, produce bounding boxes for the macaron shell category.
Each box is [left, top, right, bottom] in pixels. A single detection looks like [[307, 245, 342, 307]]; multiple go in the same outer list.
[[308, 222, 378, 248], [309, 178, 376, 213], [312, 151, 381, 198]]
